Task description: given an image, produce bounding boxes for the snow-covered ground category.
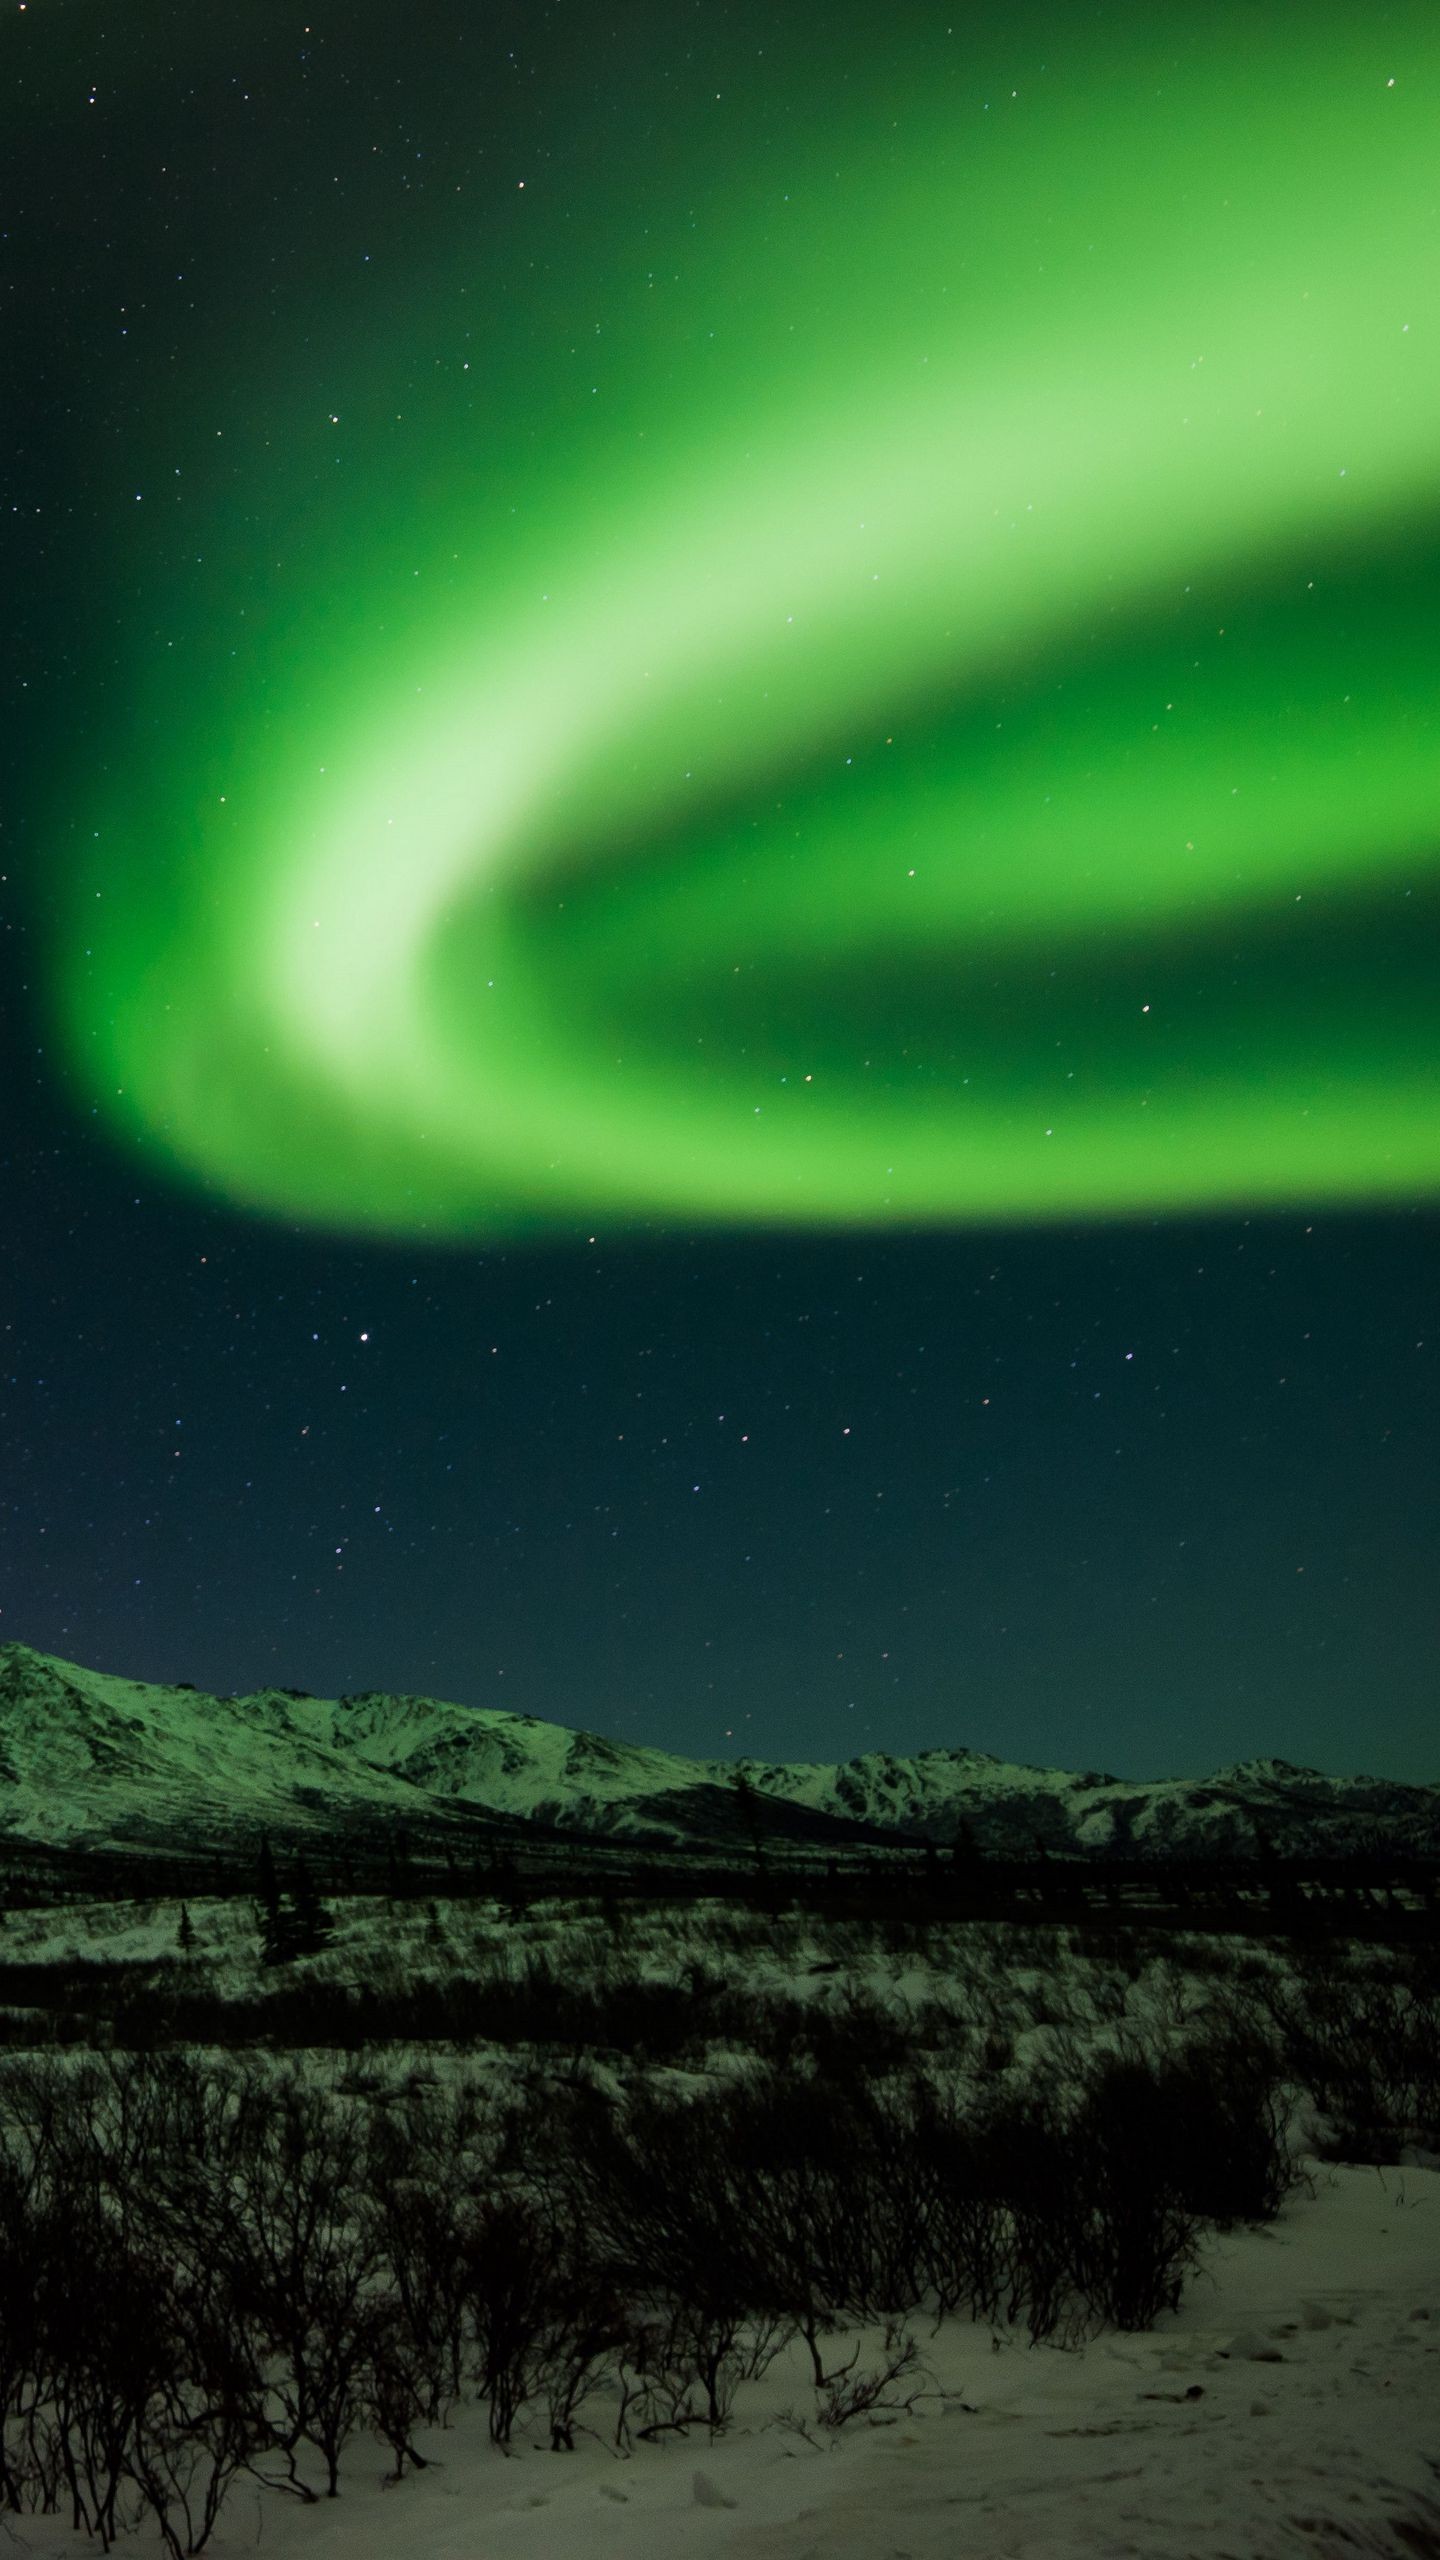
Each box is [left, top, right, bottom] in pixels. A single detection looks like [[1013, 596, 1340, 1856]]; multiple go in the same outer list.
[[2, 2163, 1434, 2560], [1, 1891, 1436, 2557]]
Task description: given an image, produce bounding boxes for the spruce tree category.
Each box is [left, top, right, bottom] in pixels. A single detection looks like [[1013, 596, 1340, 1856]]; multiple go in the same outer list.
[[732, 1767, 768, 1876], [255, 1835, 281, 1938], [254, 1834, 334, 1964], [291, 1850, 334, 1955]]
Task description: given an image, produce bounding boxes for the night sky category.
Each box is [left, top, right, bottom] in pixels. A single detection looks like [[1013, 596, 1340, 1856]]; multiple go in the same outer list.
[[4, 0, 1437, 1781]]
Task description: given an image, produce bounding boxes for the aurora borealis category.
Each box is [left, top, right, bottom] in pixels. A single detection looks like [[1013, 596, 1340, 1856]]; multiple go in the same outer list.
[[54, 5, 1440, 1235], [4, 0, 1437, 1781]]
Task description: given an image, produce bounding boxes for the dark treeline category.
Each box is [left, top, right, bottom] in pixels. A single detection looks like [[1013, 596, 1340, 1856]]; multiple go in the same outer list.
[[0, 2017, 1314, 2552], [3, 1827, 1438, 1935]]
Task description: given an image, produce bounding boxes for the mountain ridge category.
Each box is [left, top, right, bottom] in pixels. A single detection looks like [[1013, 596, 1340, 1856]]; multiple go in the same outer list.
[[0, 1641, 1435, 1868]]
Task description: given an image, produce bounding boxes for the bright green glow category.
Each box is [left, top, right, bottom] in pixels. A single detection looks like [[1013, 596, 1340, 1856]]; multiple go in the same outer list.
[[60, 16, 1440, 1231]]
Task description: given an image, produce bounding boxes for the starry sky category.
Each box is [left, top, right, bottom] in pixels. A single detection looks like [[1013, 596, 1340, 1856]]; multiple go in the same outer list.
[[3, 0, 1437, 1780]]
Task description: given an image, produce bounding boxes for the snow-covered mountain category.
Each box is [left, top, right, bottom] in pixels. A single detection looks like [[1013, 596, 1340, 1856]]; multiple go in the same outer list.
[[0, 1641, 1435, 1869]]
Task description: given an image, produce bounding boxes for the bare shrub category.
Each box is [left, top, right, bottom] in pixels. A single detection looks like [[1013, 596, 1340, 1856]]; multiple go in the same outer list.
[[969, 2086, 1092, 2347], [363, 2080, 500, 2419], [220, 2070, 381, 2498], [125, 2267, 272, 2559], [1239, 1943, 1439, 2162], [35, 2207, 170, 2548], [814, 2319, 926, 2428], [534, 2278, 631, 2452], [1062, 2060, 1205, 2331], [612, 2293, 751, 2443], [463, 2196, 565, 2447], [358, 2290, 436, 2483]]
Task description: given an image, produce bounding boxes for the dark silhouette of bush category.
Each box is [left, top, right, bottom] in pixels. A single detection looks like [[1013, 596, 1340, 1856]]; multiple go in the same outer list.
[[0, 2148, 46, 2513], [1059, 2066, 1205, 2331], [1239, 1941, 1440, 2161], [532, 2265, 633, 2451], [463, 2195, 598, 2448], [0, 2057, 272, 2547], [1052, 2019, 1295, 2247], [362, 2078, 502, 2422], [123, 2254, 273, 2559], [897, 2072, 998, 2307], [32, 2201, 177, 2547], [357, 2290, 435, 2483], [526, 2013, 1299, 2360], [218, 2073, 382, 2498], [531, 2075, 777, 2324], [707, 2068, 924, 2350]]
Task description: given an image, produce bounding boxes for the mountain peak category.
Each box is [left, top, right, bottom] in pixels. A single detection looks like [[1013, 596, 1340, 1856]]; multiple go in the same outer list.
[[1211, 1756, 1320, 1784]]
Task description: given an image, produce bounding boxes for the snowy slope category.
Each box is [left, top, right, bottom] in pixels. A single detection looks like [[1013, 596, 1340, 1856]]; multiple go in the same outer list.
[[0, 1645, 475, 1852], [0, 1642, 1436, 1864], [730, 1742, 1440, 1859]]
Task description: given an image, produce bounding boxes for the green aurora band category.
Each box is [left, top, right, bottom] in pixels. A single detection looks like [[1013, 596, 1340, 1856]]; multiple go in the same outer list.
[[60, 15, 1440, 1234]]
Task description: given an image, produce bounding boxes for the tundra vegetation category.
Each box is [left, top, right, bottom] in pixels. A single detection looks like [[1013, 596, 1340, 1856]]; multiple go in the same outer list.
[[0, 1878, 1434, 2552]]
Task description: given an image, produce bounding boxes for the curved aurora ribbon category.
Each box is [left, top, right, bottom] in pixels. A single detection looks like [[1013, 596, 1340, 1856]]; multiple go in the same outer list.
[[61, 17, 1440, 1233]]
